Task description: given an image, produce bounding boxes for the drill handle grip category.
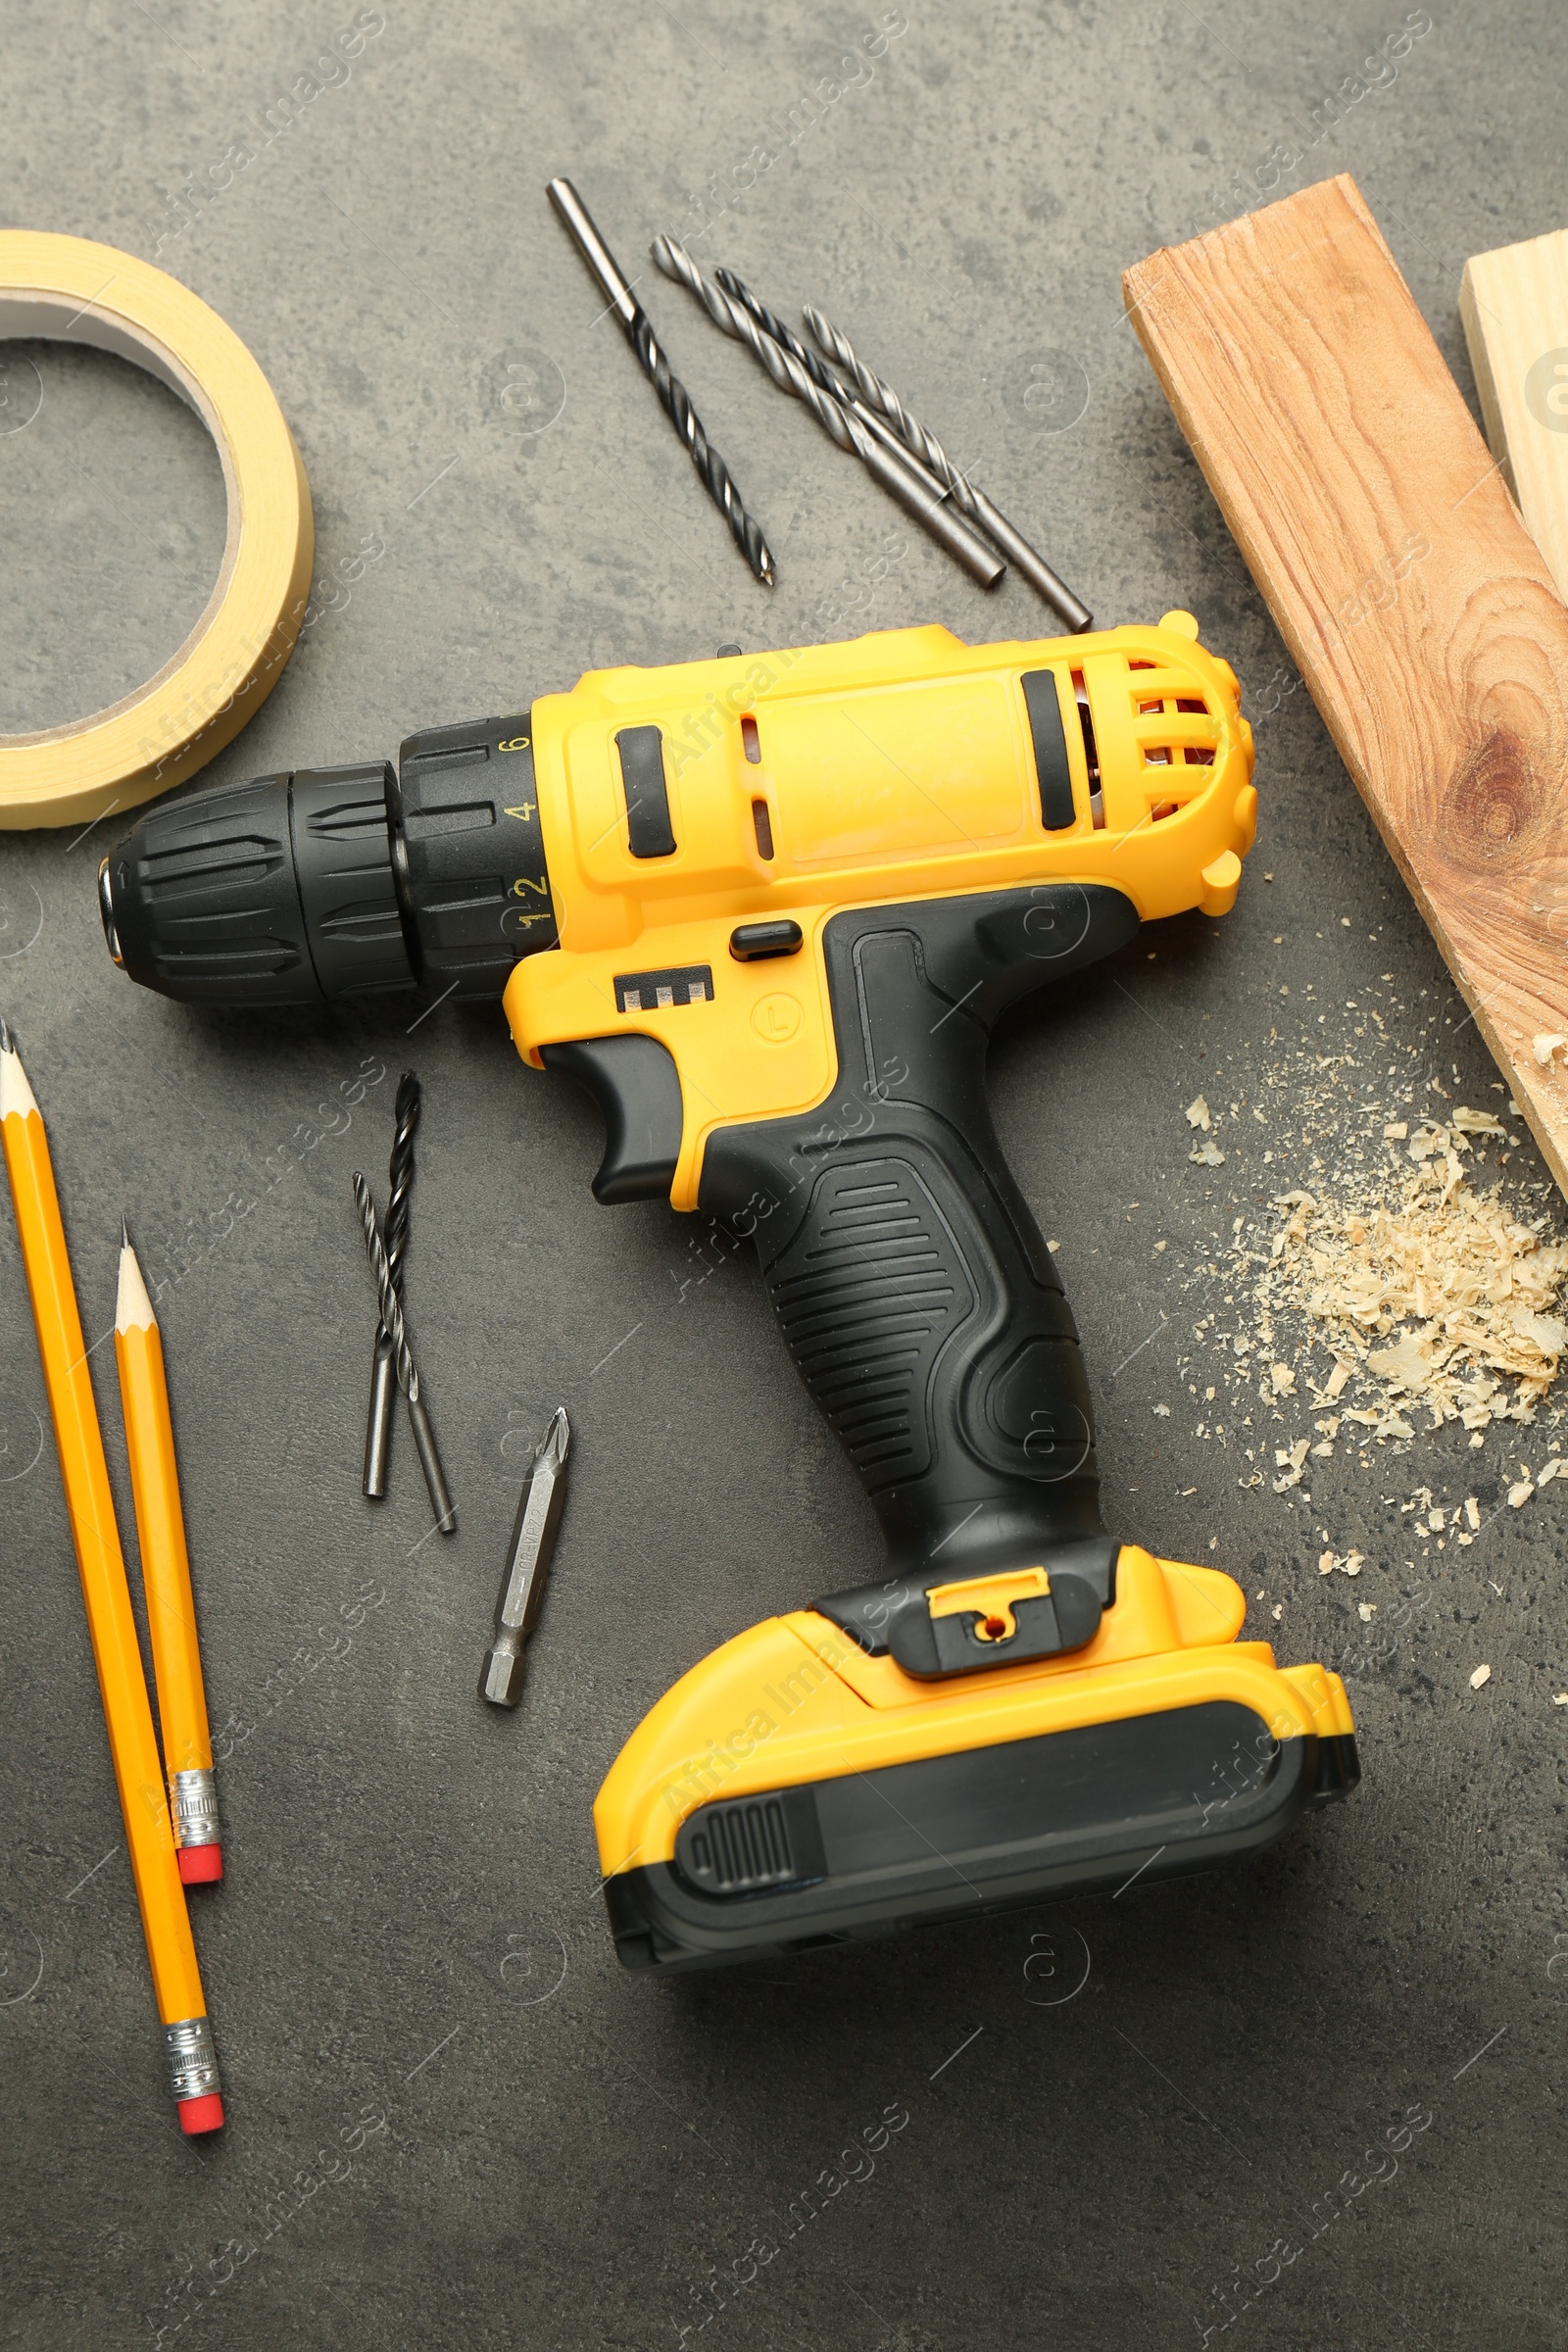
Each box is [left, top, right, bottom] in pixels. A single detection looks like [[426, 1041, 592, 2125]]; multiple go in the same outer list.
[[698, 884, 1140, 1589]]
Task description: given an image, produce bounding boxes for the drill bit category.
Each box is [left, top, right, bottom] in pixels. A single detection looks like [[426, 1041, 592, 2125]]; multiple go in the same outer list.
[[802, 305, 1093, 633], [480, 1406, 570, 1708], [546, 178, 774, 587], [363, 1071, 422, 1501], [650, 237, 1004, 591], [798, 302, 997, 531], [352, 1171, 456, 1537], [714, 265, 965, 506]]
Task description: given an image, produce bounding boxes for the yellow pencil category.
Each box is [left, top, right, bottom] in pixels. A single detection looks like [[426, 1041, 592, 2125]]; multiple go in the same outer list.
[[116, 1227, 222, 1886], [0, 1023, 223, 2133]]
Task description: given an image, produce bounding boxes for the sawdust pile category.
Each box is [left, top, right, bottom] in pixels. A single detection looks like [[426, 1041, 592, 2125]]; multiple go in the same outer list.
[[1254, 1112, 1568, 1445], [1173, 1015, 1568, 1486], [1162, 976, 1568, 1601]]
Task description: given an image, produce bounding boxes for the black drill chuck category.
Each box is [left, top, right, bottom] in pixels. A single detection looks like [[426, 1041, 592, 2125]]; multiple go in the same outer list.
[[98, 715, 557, 1007]]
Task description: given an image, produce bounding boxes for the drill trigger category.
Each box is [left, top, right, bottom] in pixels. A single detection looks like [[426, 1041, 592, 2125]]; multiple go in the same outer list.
[[541, 1036, 684, 1203]]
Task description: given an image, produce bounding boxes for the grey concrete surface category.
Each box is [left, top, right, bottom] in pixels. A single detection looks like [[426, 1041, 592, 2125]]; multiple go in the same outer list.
[[2, 3, 1565, 2346]]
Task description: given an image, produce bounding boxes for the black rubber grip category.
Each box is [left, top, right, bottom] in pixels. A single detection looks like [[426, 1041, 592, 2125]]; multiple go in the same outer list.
[[615, 725, 677, 858], [1021, 670, 1076, 830], [699, 883, 1139, 1586]]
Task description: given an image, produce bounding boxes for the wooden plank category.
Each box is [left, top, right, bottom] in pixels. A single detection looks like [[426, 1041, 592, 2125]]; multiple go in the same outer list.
[[1123, 172, 1568, 1202], [1461, 223, 1568, 604]]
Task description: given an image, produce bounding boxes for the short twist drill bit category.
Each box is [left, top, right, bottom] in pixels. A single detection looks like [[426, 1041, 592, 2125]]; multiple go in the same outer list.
[[651, 237, 1003, 590], [547, 178, 774, 587], [352, 1171, 456, 1537], [802, 304, 1093, 632], [481, 1406, 570, 1708], [363, 1071, 422, 1501]]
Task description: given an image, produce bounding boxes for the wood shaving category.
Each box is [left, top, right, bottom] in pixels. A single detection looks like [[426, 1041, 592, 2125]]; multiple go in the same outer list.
[[1274, 1438, 1309, 1491], [1469, 1664, 1492, 1690], [1247, 1129, 1568, 1437], [1172, 1010, 1568, 1591]]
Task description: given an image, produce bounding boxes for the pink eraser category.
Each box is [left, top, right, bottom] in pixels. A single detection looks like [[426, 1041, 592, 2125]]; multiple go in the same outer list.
[[177, 1845, 222, 1886], [178, 2092, 225, 2135]]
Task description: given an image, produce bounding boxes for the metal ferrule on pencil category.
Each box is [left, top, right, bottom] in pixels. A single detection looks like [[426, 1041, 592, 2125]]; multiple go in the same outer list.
[[163, 2014, 220, 2104], [171, 1767, 220, 1849]]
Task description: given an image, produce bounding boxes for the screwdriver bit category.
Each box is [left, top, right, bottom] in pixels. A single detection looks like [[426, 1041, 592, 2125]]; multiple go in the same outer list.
[[481, 1406, 570, 1709]]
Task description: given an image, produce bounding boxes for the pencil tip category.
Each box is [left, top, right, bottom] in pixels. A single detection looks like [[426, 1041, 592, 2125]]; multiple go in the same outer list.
[[116, 1233, 156, 1332], [122, 1215, 130, 1250], [0, 1029, 35, 1120]]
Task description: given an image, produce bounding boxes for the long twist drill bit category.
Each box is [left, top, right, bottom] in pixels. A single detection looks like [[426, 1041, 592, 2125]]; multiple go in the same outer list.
[[546, 178, 774, 587], [714, 264, 973, 512], [650, 237, 1003, 590], [480, 1405, 570, 1708], [800, 301, 991, 526], [802, 305, 1093, 632], [363, 1071, 422, 1500], [352, 1172, 456, 1537]]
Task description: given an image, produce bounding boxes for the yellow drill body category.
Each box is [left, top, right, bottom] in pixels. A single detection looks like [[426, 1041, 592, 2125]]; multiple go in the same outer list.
[[100, 606, 1358, 1980], [504, 612, 1256, 1205]]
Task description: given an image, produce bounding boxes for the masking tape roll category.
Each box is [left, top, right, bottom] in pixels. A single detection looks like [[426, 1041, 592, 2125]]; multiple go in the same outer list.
[[0, 231, 314, 830]]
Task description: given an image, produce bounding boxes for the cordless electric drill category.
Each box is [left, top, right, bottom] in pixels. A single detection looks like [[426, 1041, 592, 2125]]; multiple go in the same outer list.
[[101, 615, 1358, 1972]]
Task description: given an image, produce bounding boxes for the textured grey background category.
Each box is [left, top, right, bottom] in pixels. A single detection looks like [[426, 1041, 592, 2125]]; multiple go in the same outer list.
[[2, 3, 1565, 2346]]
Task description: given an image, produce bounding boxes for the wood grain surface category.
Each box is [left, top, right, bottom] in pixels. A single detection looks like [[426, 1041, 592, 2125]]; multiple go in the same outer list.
[[1125, 173, 1568, 1200], [1461, 222, 1568, 603]]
